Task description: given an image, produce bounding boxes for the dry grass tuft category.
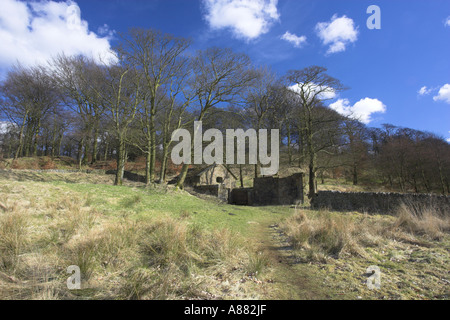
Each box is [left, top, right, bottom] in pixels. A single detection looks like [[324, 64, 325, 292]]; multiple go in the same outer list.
[[282, 199, 449, 265], [0, 210, 29, 271], [111, 218, 255, 300], [393, 201, 450, 240], [281, 209, 382, 261]]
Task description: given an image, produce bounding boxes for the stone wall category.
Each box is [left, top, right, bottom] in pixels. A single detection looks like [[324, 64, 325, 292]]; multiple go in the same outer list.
[[229, 173, 304, 206], [180, 165, 237, 189], [253, 173, 304, 206], [105, 170, 146, 183], [312, 191, 450, 215], [196, 165, 236, 189], [123, 171, 146, 183], [277, 173, 304, 205], [193, 184, 229, 201], [8, 169, 107, 174], [252, 177, 280, 206], [229, 188, 253, 206]]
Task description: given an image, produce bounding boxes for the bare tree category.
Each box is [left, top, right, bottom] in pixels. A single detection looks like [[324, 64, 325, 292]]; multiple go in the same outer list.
[[286, 66, 346, 200], [341, 119, 370, 185], [0, 64, 61, 159], [175, 47, 257, 189], [88, 57, 142, 186], [118, 28, 192, 184], [52, 55, 106, 166], [243, 66, 280, 177]]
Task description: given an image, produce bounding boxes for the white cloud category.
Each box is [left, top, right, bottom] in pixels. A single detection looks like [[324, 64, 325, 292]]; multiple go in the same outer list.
[[281, 31, 307, 48], [433, 84, 450, 104], [445, 16, 450, 27], [202, 0, 280, 40], [0, 122, 7, 134], [418, 86, 432, 96], [288, 83, 337, 101], [0, 0, 116, 72], [329, 98, 386, 124], [0, 121, 14, 134], [315, 14, 358, 54], [97, 24, 115, 37], [447, 132, 450, 143]]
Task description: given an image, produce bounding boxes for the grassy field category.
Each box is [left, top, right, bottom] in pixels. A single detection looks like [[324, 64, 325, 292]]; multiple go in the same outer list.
[[0, 169, 448, 300], [279, 207, 450, 300]]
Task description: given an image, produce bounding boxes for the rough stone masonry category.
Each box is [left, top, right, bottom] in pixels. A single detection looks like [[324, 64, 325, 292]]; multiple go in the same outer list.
[[312, 191, 450, 215]]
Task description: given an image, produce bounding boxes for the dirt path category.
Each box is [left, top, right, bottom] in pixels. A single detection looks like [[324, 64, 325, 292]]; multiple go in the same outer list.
[[253, 221, 330, 300]]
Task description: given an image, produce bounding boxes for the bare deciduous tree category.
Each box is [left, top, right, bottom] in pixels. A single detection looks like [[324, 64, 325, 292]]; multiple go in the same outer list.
[[175, 47, 257, 189], [0, 64, 61, 159], [118, 28, 192, 184], [286, 66, 346, 200]]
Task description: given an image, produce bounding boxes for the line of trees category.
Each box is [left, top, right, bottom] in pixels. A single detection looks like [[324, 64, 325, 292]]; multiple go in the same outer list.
[[0, 28, 449, 196]]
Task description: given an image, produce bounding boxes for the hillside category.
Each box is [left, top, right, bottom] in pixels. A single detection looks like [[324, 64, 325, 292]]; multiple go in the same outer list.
[[0, 169, 448, 300]]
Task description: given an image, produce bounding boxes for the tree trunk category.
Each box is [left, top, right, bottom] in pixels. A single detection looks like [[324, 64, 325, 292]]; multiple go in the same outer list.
[[33, 120, 41, 157], [176, 113, 206, 190], [306, 109, 316, 200], [91, 126, 99, 164], [159, 143, 169, 184], [51, 131, 57, 158], [388, 175, 393, 188], [421, 174, 431, 193], [15, 116, 27, 160], [308, 163, 316, 200], [57, 134, 63, 157], [352, 163, 358, 185], [176, 164, 189, 189], [239, 165, 244, 188], [412, 174, 419, 193], [82, 137, 89, 166], [115, 139, 126, 186], [149, 123, 156, 183], [24, 125, 31, 157], [287, 125, 292, 166], [437, 160, 446, 195], [145, 150, 151, 185], [7, 138, 12, 158], [77, 138, 84, 170], [104, 142, 109, 161], [44, 132, 49, 156]]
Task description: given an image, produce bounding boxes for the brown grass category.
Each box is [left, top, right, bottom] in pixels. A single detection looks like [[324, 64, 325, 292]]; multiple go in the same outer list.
[[393, 200, 450, 240], [0, 186, 263, 300], [281, 200, 449, 264], [0, 210, 29, 271], [39, 158, 56, 170], [281, 210, 378, 261]]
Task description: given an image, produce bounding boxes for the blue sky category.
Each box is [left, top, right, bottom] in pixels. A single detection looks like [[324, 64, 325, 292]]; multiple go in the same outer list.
[[1, 0, 449, 141]]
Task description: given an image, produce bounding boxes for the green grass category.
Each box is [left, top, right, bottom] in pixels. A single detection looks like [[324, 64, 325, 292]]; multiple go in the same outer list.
[[0, 171, 292, 300], [1, 170, 448, 300], [0, 169, 291, 235], [49, 179, 289, 235]]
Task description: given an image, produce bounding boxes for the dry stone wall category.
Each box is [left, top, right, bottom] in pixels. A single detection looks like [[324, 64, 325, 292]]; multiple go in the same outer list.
[[312, 191, 450, 215]]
